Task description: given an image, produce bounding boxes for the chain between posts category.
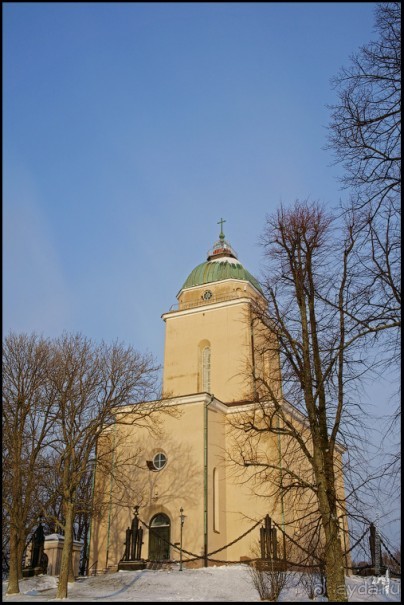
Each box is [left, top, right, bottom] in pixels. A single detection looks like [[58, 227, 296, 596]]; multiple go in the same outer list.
[[342, 525, 370, 557], [380, 537, 401, 568], [137, 516, 376, 570], [269, 518, 323, 562], [138, 516, 265, 561], [138, 517, 317, 568]]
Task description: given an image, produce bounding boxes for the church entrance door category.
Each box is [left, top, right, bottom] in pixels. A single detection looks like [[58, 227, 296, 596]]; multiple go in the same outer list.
[[149, 513, 170, 561]]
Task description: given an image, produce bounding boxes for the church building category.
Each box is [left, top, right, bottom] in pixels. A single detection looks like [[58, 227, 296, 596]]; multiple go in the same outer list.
[[88, 222, 347, 572]]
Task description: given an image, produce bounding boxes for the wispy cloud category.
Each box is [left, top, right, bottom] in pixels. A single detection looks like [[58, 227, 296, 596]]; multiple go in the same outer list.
[[3, 165, 72, 337]]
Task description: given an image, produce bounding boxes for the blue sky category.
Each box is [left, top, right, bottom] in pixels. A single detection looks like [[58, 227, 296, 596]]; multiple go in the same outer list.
[[3, 2, 399, 540], [4, 1, 379, 353]]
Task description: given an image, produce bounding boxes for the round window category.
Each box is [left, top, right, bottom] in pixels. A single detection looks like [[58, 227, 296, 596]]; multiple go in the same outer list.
[[153, 452, 167, 471]]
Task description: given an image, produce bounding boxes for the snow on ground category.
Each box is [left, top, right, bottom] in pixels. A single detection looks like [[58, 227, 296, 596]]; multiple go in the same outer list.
[[2, 565, 401, 602]]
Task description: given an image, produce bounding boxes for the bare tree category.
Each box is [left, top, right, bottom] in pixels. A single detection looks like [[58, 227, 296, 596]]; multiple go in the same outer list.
[[228, 200, 400, 601], [38, 449, 95, 575], [46, 333, 164, 599], [328, 0, 401, 505], [248, 561, 290, 602], [328, 2, 400, 206], [327, 1, 401, 360], [74, 463, 95, 575], [2, 333, 57, 595]]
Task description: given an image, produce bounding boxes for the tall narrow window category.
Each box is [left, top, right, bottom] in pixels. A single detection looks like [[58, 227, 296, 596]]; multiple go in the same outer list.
[[213, 467, 220, 532], [202, 346, 211, 392]]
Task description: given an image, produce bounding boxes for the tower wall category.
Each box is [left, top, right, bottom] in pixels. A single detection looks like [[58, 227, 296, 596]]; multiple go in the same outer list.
[[162, 297, 254, 402]]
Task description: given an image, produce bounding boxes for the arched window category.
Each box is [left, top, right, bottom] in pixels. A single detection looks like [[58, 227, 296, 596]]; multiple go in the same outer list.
[[202, 346, 211, 393], [150, 513, 170, 527], [198, 340, 211, 393]]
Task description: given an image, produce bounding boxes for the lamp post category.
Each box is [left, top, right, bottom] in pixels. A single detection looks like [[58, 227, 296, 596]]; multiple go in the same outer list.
[[179, 507, 185, 571]]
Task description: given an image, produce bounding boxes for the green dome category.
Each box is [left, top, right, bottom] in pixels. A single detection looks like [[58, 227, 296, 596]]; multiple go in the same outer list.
[[180, 222, 263, 295], [181, 258, 263, 294]]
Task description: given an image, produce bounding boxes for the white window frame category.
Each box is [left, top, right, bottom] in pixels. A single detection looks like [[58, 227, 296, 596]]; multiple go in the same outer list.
[[152, 452, 167, 471]]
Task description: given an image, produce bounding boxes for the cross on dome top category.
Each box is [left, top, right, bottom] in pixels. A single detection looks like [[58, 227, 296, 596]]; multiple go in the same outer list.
[[207, 218, 237, 261], [217, 217, 226, 241]]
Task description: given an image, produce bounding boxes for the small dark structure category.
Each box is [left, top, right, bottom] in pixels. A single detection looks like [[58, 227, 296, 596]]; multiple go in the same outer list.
[[22, 523, 48, 577], [118, 506, 146, 571], [256, 514, 287, 572], [368, 522, 386, 576]]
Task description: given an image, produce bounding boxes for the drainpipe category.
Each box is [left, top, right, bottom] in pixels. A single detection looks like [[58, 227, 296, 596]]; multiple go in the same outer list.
[[277, 425, 286, 531], [276, 351, 286, 557], [274, 410, 285, 531], [204, 394, 215, 567], [105, 420, 117, 571], [250, 311, 257, 400]]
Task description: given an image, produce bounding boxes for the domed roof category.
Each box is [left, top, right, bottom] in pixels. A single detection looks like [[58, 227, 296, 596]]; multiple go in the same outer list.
[[180, 220, 263, 295]]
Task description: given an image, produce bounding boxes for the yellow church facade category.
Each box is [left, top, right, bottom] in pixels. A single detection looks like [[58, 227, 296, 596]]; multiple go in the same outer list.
[[88, 226, 347, 572]]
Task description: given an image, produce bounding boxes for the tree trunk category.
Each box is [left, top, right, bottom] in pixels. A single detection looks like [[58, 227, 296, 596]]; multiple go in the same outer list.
[[323, 517, 347, 602], [17, 538, 25, 580], [6, 527, 20, 595], [314, 452, 347, 602], [68, 550, 75, 583], [56, 501, 75, 599]]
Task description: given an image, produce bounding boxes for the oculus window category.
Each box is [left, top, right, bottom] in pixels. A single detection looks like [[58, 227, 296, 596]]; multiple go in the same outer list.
[[153, 452, 167, 471]]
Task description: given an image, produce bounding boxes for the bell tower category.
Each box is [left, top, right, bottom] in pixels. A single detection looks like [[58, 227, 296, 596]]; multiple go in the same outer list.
[[161, 221, 267, 403]]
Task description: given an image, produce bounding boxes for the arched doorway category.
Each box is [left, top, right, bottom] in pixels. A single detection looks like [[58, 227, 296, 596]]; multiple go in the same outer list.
[[148, 513, 170, 561]]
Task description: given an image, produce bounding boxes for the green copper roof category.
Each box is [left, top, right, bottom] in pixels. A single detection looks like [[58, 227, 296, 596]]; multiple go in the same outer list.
[[180, 220, 263, 295], [181, 259, 263, 294]]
